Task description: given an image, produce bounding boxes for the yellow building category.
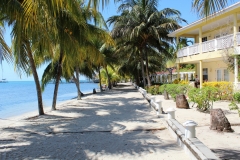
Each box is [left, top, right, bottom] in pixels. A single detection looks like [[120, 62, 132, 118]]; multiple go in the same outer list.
[[168, 2, 240, 88]]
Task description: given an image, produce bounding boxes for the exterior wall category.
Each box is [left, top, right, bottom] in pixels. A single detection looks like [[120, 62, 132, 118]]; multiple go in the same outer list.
[[183, 24, 239, 43], [196, 60, 234, 82], [194, 22, 240, 44]]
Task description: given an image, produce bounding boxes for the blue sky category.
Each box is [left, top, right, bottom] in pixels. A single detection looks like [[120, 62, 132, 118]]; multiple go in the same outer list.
[[2, 0, 199, 81]]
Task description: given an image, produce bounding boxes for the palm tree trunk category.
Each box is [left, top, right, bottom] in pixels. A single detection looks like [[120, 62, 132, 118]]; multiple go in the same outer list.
[[145, 52, 151, 86], [52, 50, 63, 110], [140, 51, 146, 87], [25, 40, 44, 115], [75, 66, 82, 100], [105, 66, 111, 89], [98, 66, 103, 92], [72, 73, 83, 99], [136, 69, 140, 86]]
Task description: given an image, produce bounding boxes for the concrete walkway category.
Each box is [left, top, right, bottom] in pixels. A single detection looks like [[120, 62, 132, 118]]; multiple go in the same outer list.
[[0, 83, 188, 160]]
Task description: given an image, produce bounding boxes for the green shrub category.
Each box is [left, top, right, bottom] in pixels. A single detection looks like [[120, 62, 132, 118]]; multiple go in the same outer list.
[[159, 84, 167, 94], [228, 92, 240, 117], [159, 84, 191, 100], [188, 86, 219, 112], [233, 92, 240, 103], [202, 81, 233, 100], [145, 85, 160, 95]]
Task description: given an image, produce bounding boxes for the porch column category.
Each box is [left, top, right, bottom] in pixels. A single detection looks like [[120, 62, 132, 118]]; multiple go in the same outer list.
[[177, 63, 180, 79], [233, 13, 237, 47], [234, 56, 238, 85], [199, 27, 202, 54], [233, 13, 238, 87], [176, 36, 180, 80], [199, 60, 203, 88]]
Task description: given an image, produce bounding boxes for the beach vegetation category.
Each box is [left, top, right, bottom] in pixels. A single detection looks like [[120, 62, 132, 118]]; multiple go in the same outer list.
[[0, 17, 12, 64], [192, 0, 229, 17], [107, 0, 186, 88], [202, 81, 233, 100], [229, 92, 240, 117], [188, 86, 219, 111]]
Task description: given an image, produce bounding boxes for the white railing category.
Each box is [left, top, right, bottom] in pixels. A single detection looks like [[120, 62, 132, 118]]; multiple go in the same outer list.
[[202, 39, 216, 53], [188, 43, 200, 55], [216, 34, 234, 50], [237, 32, 240, 46], [177, 34, 238, 58], [177, 46, 188, 58]]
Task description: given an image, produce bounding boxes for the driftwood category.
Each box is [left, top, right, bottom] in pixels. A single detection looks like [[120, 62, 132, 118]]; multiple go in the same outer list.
[[210, 108, 233, 132], [176, 94, 189, 109]]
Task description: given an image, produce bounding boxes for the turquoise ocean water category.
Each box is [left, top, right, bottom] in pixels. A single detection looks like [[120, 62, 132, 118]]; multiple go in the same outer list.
[[0, 81, 99, 119]]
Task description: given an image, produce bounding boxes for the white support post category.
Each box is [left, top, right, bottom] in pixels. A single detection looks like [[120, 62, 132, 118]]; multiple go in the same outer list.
[[199, 60, 203, 88], [233, 13, 238, 90], [166, 108, 176, 119], [233, 13, 237, 47], [234, 56, 238, 87], [183, 120, 198, 138], [155, 99, 162, 114], [199, 27, 202, 54]]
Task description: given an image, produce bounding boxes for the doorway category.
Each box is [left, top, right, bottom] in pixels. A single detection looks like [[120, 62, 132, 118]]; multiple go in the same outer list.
[[216, 68, 229, 81]]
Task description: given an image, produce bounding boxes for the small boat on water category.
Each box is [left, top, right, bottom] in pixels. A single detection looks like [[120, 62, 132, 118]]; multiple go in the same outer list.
[[0, 78, 8, 83], [93, 79, 99, 83]]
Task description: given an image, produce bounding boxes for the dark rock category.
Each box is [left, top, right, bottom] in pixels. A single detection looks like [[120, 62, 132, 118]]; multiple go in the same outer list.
[[210, 108, 233, 132], [93, 88, 96, 94], [176, 94, 189, 109], [164, 90, 169, 100]]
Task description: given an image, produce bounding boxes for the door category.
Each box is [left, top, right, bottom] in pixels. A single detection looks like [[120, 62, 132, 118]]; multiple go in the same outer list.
[[216, 68, 229, 81], [216, 69, 222, 81], [203, 68, 208, 81], [223, 69, 229, 81]]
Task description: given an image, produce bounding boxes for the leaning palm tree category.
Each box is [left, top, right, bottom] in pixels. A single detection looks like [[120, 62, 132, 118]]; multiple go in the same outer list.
[[3, 0, 58, 115]]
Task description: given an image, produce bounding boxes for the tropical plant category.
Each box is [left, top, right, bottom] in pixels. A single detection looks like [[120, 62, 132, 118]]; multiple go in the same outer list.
[[188, 86, 219, 111], [192, 0, 230, 17], [2, 0, 63, 115], [202, 81, 233, 100], [108, 0, 186, 87], [0, 17, 12, 64], [229, 92, 240, 117]]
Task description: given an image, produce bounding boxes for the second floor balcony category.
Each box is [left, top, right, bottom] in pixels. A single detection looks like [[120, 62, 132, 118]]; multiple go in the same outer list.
[[177, 33, 240, 58]]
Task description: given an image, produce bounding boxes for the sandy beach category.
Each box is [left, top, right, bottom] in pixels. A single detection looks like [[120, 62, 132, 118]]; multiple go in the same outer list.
[[0, 83, 188, 160]]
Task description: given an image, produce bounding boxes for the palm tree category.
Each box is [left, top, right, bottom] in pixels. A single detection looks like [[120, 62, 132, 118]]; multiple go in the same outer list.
[[192, 0, 230, 17], [41, 4, 113, 110], [0, 18, 12, 65], [108, 0, 186, 87], [2, 0, 58, 115]]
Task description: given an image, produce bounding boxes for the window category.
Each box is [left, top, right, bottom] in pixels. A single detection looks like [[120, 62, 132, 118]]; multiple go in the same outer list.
[[202, 37, 207, 42]]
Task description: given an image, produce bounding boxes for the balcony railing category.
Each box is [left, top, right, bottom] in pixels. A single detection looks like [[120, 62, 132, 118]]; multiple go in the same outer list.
[[216, 34, 234, 50], [177, 33, 239, 58], [237, 32, 240, 45], [189, 43, 200, 55], [202, 39, 215, 53]]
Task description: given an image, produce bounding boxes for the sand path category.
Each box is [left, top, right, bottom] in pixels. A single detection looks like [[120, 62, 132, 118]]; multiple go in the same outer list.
[[0, 83, 188, 160]]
